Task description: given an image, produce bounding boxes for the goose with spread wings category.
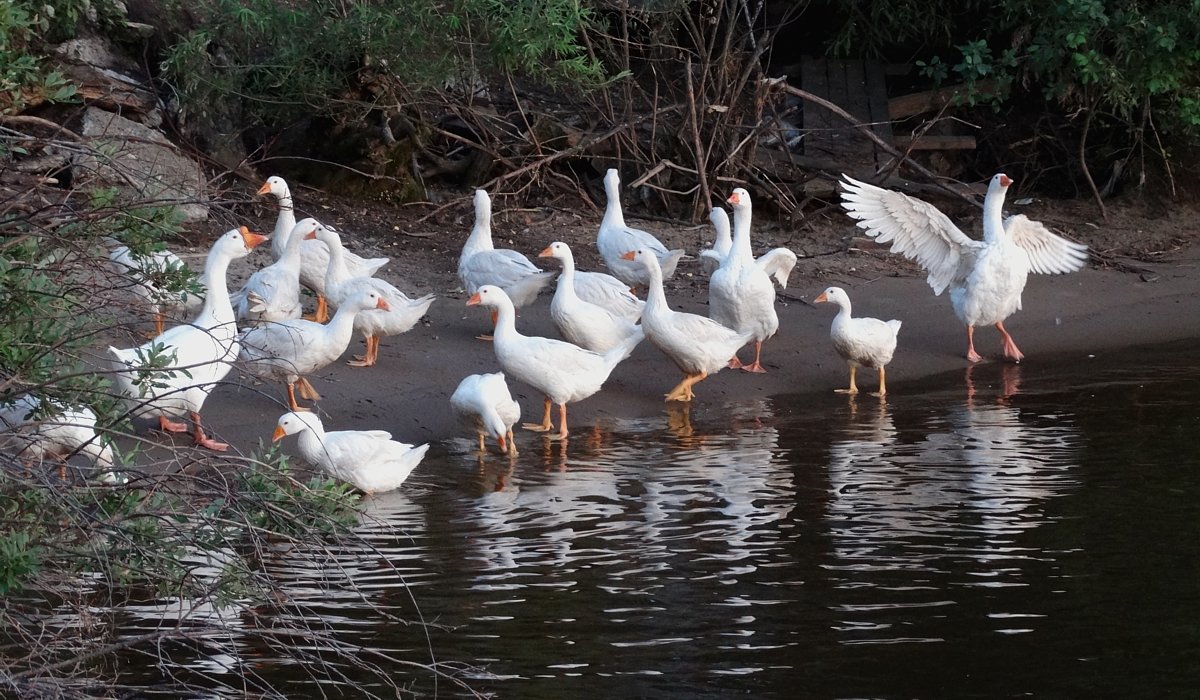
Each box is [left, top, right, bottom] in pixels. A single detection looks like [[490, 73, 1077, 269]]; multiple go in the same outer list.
[[839, 173, 1088, 363]]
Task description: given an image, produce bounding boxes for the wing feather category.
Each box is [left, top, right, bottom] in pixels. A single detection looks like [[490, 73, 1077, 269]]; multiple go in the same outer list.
[[840, 175, 985, 295], [1004, 215, 1089, 275]]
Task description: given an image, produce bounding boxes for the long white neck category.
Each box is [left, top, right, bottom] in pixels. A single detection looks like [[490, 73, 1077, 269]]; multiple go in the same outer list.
[[491, 297, 521, 345], [481, 407, 506, 439], [196, 247, 235, 326], [320, 231, 351, 290], [711, 208, 732, 255], [603, 178, 626, 228], [830, 295, 853, 329], [297, 425, 328, 465], [642, 259, 668, 316], [729, 201, 754, 260], [323, 302, 363, 345], [557, 253, 580, 302], [464, 199, 495, 254], [982, 181, 1009, 243], [278, 223, 306, 272], [270, 190, 296, 260]]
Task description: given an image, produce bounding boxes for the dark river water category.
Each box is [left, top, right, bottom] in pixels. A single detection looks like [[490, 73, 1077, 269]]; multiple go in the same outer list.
[[109, 342, 1200, 697]]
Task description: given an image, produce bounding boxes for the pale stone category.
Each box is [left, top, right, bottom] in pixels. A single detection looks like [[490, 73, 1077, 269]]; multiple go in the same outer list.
[[78, 107, 209, 221]]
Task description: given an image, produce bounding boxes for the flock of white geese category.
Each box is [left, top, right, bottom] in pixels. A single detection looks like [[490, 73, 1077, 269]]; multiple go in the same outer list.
[[1, 169, 1088, 494]]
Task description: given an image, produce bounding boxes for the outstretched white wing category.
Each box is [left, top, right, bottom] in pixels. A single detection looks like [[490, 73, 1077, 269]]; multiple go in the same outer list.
[[755, 247, 798, 289], [1004, 215, 1089, 275], [840, 175, 985, 295]]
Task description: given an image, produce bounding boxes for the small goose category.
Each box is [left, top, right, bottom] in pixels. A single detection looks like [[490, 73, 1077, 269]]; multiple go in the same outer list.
[[539, 241, 645, 354], [840, 173, 1088, 362], [257, 176, 389, 322], [273, 411, 429, 494], [107, 242, 201, 337], [814, 286, 902, 396], [450, 372, 521, 455], [238, 289, 390, 411], [0, 395, 118, 481], [597, 168, 686, 290], [621, 249, 753, 402], [313, 223, 436, 367], [467, 285, 641, 440]]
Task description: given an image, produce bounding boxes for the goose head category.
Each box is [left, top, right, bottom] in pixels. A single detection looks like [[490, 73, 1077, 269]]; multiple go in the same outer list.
[[257, 175, 290, 199], [537, 241, 574, 265], [348, 289, 390, 313], [813, 286, 850, 308], [466, 284, 514, 311], [309, 221, 343, 248], [218, 226, 268, 259], [273, 410, 322, 441], [619, 248, 659, 273], [989, 173, 1014, 195], [727, 187, 752, 211]]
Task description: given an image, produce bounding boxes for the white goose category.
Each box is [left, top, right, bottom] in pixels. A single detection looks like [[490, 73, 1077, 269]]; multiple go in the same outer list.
[[458, 189, 556, 318], [258, 176, 389, 322], [554, 250, 644, 323], [620, 248, 753, 402], [700, 206, 798, 286], [273, 411, 429, 494], [699, 206, 733, 275], [0, 395, 117, 481], [238, 289, 390, 410], [597, 168, 686, 290], [840, 173, 1088, 362], [314, 223, 436, 367], [708, 189, 793, 372], [230, 218, 318, 323], [107, 243, 201, 336], [539, 241, 645, 354], [450, 372, 522, 455], [466, 285, 641, 440], [814, 286, 902, 396], [108, 226, 267, 451]]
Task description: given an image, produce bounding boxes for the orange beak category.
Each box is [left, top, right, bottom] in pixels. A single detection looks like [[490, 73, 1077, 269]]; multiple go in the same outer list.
[[272, 425, 286, 442], [619, 250, 636, 261], [303, 228, 318, 240], [538, 246, 554, 258], [999, 174, 1013, 187], [727, 192, 741, 205], [256, 182, 272, 196], [466, 293, 482, 306], [813, 291, 829, 304], [239, 226, 268, 249], [376, 297, 391, 311]]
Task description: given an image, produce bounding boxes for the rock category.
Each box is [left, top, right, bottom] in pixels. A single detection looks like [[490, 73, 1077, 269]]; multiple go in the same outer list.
[[77, 107, 209, 222], [52, 37, 160, 121], [53, 37, 139, 73]]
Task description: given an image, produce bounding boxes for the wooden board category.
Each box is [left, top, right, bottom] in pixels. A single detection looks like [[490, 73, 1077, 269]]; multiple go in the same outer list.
[[799, 57, 894, 191]]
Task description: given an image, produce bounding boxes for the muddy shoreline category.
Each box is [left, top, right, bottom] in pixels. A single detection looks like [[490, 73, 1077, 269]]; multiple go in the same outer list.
[[128, 241, 1200, 460]]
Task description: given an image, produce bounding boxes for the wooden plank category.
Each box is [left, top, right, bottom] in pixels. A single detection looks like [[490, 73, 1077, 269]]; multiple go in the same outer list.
[[864, 60, 892, 141], [887, 79, 998, 119], [800, 57, 832, 141], [893, 134, 977, 150]]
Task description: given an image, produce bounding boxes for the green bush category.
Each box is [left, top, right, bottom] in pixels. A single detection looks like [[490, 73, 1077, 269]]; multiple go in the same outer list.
[[161, 0, 606, 131]]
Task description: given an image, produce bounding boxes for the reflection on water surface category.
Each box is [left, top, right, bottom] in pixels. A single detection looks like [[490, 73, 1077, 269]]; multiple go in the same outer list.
[[29, 345, 1200, 697]]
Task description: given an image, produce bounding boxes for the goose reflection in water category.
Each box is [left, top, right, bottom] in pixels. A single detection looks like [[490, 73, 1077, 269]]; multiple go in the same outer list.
[[828, 363, 1080, 548], [461, 399, 793, 581]]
